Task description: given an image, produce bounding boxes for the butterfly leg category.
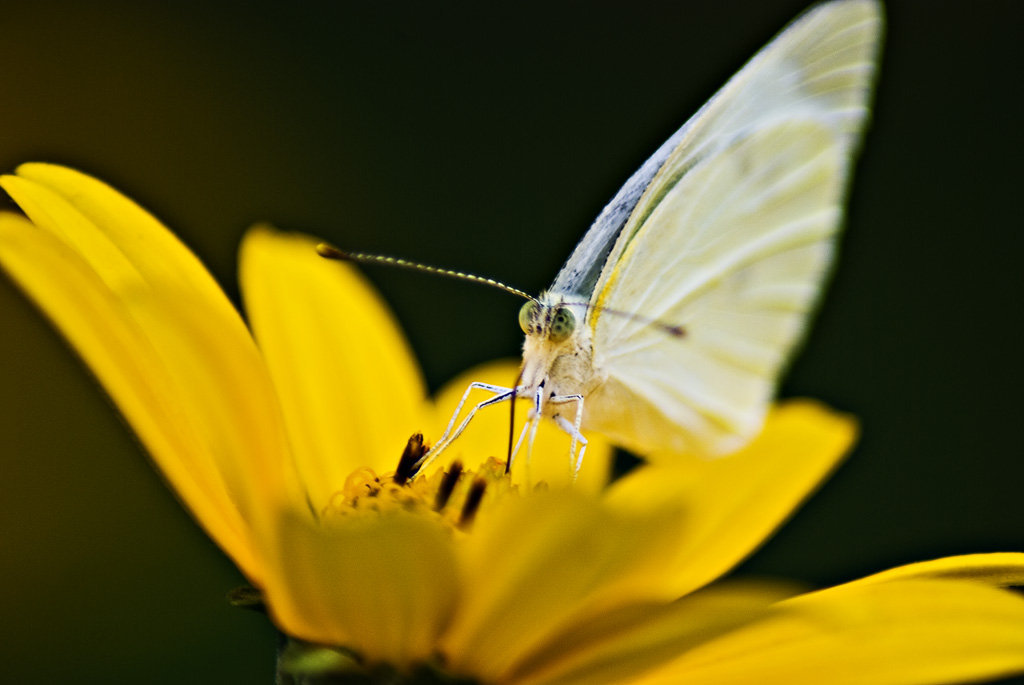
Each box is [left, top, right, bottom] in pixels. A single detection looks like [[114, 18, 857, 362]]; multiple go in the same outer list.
[[438, 382, 513, 444], [553, 415, 588, 481], [507, 417, 532, 472], [416, 383, 519, 473], [550, 394, 586, 480], [521, 385, 545, 486]]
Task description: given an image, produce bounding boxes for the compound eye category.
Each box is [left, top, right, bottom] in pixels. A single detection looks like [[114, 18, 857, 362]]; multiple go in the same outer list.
[[519, 300, 540, 334], [548, 306, 576, 343]]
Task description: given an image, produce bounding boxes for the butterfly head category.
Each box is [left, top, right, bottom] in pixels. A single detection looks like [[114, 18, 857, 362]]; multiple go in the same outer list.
[[518, 293, 599, 402], [518, 297, 578, 343]]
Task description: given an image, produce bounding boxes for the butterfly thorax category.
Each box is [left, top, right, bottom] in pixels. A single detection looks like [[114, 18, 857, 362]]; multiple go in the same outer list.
[[518, 292, 605, 417]]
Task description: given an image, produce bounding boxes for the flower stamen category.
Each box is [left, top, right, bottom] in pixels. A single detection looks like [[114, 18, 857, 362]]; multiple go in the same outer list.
[[434, 460, 463, 511], [459, 478, 487, 529], [395, 432, 427, 485], [320, 452, 513, 533]]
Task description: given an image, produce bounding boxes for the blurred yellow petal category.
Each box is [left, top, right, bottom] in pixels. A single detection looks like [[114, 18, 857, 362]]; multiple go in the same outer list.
[[264, 510, 458, 666], [606, 399, 857, 597], [440, 490, 686, 682], [0, 212, 260, 579], [510, 582, 799, 685], [806, 552, 1024, 596], [239, 226, 431, 507], [640, 580, 1024, 685], [432, 359, 614, 492]]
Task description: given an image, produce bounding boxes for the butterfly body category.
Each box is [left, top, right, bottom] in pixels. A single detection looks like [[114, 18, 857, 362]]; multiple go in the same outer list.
[[519, 293, 603, 419]]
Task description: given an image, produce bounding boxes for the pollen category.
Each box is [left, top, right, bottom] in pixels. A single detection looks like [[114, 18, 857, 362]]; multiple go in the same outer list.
[[320, 435, 519, 531]]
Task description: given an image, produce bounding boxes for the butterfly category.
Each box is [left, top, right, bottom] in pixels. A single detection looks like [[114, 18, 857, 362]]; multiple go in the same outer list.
[[325, 0, 882, 476]]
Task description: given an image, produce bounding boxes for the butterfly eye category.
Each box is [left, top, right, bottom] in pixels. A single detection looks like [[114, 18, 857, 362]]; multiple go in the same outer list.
[[519, 301, 540, 334], [548, 307, 576, 343]]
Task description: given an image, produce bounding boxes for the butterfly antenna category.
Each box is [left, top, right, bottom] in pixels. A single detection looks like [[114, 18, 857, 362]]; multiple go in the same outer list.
[[564, 301, 686, 339], [317, 243, 534, 301]]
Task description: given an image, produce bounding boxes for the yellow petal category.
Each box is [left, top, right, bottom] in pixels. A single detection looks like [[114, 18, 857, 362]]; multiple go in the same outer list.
[[639, 580, 1024, 684], [606, 399, 856, 597], [440, 490, 687, 682], [803, 553, 1024, 597], [5, 164, 245, 331], [431, 359, 615, 492], [0, 212, 260, 579], [510, 581, 799, 685], [263, 510, 458, 667], [239, 226, 432, 508], [0, 165, 302, 577]]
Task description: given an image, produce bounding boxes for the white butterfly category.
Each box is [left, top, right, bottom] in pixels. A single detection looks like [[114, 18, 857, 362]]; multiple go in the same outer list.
[[423, 0, 883, 475]]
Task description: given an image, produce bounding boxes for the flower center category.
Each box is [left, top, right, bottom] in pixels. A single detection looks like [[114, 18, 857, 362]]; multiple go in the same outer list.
[[320, 434, 518, 531]]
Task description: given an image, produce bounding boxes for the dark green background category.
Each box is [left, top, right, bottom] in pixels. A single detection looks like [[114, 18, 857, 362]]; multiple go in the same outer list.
[[0, 1, 1021, 682]]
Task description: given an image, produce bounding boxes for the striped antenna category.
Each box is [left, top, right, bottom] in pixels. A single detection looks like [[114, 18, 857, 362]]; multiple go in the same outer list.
[[317, 244, 684, 338], [316, 243, 533, 301], [562, 301, 686, 339]]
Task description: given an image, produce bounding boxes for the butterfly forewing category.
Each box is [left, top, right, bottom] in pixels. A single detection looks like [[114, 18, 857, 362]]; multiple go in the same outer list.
[[577, 0, 882, 458]]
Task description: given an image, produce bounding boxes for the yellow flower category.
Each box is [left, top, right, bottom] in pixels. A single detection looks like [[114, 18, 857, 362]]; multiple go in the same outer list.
[[2, 163, 1024, 684]]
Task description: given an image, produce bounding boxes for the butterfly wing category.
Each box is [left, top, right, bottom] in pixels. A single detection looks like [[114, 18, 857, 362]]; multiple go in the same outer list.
[[581, 0, 882, 458]]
